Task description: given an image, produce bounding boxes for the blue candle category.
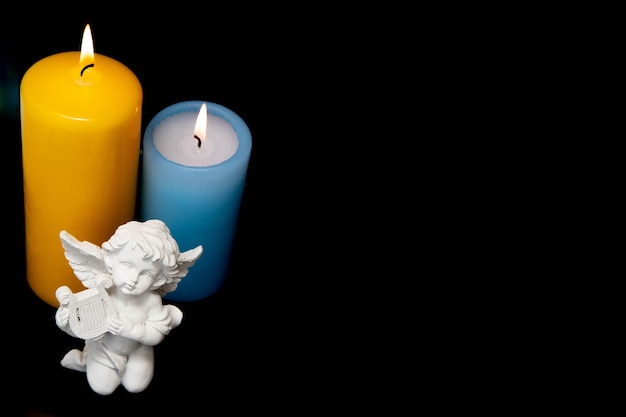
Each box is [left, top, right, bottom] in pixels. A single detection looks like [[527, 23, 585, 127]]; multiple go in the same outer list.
[[140, 101, 252, 301]]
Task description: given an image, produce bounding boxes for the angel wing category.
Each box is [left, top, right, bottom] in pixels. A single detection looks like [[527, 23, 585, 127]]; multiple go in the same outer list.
[[158, 245, 203, 296], [59, 230, 108, 289]]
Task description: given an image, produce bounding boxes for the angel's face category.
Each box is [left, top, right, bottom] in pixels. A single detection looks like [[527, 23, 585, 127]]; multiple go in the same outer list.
[[110, 244, 163, 295]]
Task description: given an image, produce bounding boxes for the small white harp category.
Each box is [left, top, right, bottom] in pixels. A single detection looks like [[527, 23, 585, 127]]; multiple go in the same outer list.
[[56, 278, 116, 340]]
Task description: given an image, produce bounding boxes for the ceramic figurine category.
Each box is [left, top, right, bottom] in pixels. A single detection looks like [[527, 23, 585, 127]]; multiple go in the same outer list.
[[54, 219, 203, 395]]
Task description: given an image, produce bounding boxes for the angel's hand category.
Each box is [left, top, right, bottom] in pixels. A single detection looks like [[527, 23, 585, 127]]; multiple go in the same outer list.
[[108, 316, 148, 342], [108, 316, 126, 336], [54, 286, 72, 328], [55, 307, 69, 328]]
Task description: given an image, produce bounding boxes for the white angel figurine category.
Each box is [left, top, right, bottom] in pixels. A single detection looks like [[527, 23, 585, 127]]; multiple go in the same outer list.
[[54, 219, 203, 395]]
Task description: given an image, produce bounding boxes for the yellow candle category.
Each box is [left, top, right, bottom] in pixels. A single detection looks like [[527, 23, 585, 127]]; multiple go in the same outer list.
[[20, 25, 142, 306]]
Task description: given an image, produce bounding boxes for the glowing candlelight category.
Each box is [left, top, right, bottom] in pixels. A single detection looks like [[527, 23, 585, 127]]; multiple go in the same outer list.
[[194, 102, 207, 149]]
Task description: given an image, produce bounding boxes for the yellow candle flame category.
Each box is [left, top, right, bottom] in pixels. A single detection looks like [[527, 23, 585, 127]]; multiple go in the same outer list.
[[79, 24, 95, 72], [194, 103, 208, 147]]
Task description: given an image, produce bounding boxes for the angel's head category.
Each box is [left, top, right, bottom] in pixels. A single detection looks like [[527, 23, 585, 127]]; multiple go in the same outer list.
[[102, 219, 200, 295]]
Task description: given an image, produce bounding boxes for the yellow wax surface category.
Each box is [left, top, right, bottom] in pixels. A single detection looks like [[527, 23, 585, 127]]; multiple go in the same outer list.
[[21, 52, 142, 306]]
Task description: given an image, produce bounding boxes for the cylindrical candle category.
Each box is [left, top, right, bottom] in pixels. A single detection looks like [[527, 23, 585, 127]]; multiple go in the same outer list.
[[140, 101, 251, 301], [20, 36, 142, 307]]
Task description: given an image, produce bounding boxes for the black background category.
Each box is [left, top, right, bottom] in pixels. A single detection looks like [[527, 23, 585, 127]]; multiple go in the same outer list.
[[2, 13, 341, 416]]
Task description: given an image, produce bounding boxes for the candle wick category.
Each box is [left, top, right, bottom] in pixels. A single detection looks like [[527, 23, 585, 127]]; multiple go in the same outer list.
[[81, 63, 94, 77], [194, 135, 202, 148]]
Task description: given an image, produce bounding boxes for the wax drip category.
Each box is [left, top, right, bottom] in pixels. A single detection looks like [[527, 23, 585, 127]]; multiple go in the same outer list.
[[194, 135, 202, 148], [81, 63, 94, 77]]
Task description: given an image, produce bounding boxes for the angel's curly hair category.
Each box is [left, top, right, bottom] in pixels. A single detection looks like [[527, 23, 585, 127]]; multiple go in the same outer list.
[[102, 219, 183, 287]]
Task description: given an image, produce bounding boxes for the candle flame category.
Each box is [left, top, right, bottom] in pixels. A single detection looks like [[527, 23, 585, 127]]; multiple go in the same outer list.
[[79, 24, 94, 70], [194, 103, 208, 147]]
